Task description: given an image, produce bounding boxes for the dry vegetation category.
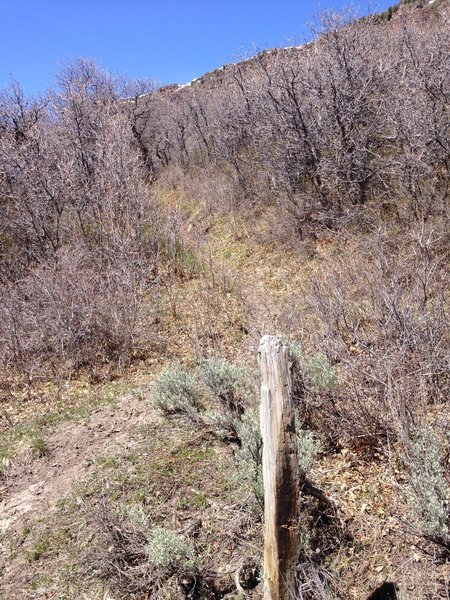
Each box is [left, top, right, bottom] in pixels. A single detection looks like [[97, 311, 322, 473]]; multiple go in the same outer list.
[[0, 1, 449, 599]]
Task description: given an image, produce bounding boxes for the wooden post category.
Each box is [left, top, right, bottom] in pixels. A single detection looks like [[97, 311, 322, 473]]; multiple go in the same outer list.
[[259, 336, 299, 600]]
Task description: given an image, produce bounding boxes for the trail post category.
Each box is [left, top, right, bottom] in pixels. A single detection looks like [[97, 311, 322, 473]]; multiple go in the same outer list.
[[259, 336, 299, 600]]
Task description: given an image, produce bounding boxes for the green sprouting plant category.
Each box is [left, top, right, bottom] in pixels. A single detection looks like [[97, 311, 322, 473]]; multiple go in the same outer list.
[[153, 366, 201, 416], [146, 527, 195, 571], [177, 247, 205, 278], [30, 433, 48, 458], [194, 492, 208, 509], [27, 537, 50, 561], [407, 426, 449, 539], [198, 358, 249, 413], [306, 352, 336, 392]]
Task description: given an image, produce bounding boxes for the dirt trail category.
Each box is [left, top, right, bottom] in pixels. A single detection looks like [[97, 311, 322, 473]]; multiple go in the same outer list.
[[0, 394, 157, 537]]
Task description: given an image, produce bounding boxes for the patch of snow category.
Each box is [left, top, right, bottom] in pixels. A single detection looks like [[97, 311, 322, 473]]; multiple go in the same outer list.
[[120, 91, 152, 103], [176, 76, 201, 91]]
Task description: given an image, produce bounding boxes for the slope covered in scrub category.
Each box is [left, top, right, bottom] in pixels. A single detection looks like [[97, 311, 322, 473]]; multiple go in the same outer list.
[[0, 2, 448, 598]]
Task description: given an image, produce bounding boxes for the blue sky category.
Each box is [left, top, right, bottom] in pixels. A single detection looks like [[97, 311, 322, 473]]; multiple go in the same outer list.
[[0, 1, 393, 95]]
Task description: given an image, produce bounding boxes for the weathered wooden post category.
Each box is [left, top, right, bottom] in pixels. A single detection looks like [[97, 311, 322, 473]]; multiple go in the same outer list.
[[259, 336, 299, 600]]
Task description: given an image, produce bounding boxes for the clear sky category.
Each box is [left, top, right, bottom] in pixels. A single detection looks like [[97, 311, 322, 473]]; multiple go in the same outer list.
[[0, 1, 394, 95]]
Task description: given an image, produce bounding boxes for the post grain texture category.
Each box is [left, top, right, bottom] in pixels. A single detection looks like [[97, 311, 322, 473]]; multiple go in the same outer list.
[[259, 335, 299, 600]]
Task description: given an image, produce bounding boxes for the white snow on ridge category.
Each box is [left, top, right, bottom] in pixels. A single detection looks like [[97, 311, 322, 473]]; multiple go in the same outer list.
[[176, 76, 201, 91], [173, 43, 306, 92]]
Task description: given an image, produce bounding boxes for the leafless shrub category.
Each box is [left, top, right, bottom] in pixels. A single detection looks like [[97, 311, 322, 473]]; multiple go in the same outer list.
[[304, 223, 448, 448], [86, 502, 156, 598], [296, 562, 343, 600], [0, 60, 163, 383], [0, 246, 154, 376], [145, 7, 449, 241]]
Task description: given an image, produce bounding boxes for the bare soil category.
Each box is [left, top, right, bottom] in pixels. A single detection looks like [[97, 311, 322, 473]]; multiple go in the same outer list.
[[0, 393, 159, 596]]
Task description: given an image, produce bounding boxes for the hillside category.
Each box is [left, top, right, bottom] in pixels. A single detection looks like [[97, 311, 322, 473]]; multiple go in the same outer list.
[[0, 2, 449, 599], [153, 0, 449, 95]]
